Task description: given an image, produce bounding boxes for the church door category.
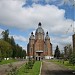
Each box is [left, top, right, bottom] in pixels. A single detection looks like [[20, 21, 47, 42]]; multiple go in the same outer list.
[[39, 57, 40, 61]]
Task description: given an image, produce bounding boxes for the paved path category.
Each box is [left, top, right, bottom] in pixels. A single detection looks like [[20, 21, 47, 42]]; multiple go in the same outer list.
[[41, 61, 75, 75], [0, 61, 27, 75]]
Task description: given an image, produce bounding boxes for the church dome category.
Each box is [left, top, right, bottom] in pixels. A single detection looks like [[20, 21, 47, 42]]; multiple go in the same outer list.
[[35, 22, 44, 34], [30, 32, 34, 40], [45, 32, 50, 40]]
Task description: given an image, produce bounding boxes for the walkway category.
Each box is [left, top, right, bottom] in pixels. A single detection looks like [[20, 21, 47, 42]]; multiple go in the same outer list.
[[41, 61, 75, 75], [0, 61, 26, 75]]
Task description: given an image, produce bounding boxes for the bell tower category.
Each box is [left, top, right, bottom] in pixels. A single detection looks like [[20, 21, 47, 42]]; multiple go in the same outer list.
[[45, 32, 52, 56], [29, 32, 35, 57], [35, 22, 44, 40]]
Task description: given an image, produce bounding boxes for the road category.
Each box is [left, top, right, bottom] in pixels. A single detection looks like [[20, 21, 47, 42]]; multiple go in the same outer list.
[[41, 61, 75, 75], [0, 61, 27, 75]]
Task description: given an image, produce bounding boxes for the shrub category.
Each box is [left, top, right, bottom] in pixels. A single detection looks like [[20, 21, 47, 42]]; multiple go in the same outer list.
[[69, 53, 75, 65]]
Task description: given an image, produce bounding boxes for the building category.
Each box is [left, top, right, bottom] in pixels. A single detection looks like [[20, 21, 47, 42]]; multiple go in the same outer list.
[[27, 22, 52, 60], [72, 34, 75, 52]]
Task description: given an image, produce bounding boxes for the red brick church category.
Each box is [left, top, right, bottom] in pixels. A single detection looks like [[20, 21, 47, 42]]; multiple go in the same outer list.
[[27, 22, 53, 60]]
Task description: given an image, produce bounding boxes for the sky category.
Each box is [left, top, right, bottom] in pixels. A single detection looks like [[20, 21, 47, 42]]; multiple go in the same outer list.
[[0, 0, 75, 53]]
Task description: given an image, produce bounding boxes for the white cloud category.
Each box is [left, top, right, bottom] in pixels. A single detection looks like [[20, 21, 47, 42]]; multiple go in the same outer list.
[[10, 34, 28, 50], [0, 0, 74, 50], [19, 44, 27, 50], [0, 28, 4, 38], [0, 27, 28, 43], [0, 0, 74, 31], [51, 35, 72, 51], [0, 28, 4, 34], [11, 35, 28, 42]]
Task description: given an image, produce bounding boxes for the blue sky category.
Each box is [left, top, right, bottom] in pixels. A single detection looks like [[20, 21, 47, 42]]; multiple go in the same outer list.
[[0, 0, 75, 52]]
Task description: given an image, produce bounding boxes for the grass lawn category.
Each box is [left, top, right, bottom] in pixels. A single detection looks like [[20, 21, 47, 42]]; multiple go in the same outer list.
[[17, 61, 41, 75], [0, 59, 17, 65], [49, 59, 75, 70]]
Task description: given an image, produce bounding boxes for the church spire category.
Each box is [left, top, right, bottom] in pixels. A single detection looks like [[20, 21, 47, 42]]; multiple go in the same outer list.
[[45, 31, 50, 40], [30, 32, 34, 40], [31, 32, 33, 35], [38, 22, 41, 27], [46, 31, 48, 35]]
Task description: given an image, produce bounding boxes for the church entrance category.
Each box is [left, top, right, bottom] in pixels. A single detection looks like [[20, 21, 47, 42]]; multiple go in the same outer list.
[[36, 56, 41, 61], [35, 50, 43, 61], [36, 57, 37, 60], [39, 57, 40, 61]]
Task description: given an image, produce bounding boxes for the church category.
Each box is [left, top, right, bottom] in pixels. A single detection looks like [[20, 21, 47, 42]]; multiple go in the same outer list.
[[27, 22, 53, 60]]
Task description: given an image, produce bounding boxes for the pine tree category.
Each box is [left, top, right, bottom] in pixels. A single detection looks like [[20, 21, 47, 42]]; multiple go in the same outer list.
[[54, 45, 60, 59], [1, 29, 26, 59], [1, 29, 9, 42]]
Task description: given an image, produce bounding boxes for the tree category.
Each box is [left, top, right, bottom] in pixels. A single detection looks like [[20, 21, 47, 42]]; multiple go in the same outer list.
[[60, 52, 64, 59], [54, 45, 60, 59], [10, 36, 15, 46], [9, 36, 16, 58], [64, 44, 73, 59], [1, 29, 9, 42], [0, 40, 12, 59], [1, 29, 26, 59], [15, 44, 26, 58], [22, 50, 26, 59], [69, 53, 75, 65]]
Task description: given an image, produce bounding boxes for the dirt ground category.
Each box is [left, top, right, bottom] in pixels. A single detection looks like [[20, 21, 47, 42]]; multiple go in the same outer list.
[[0, 61, 27, 75], [41, 60, 75, 75]]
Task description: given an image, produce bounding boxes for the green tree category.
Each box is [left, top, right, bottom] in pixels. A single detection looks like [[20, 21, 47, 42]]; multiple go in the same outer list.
[[9, 36, 16, 58], [54, 45, 60, 59], [60, 52, 64, 59], [1, 29, 26, 59], [15, 44, 26, 58], [64, 44, 73, 60], [69, 53, 75, 65], [0, 40, 12, 59], [21, 49, 26, 59], [10, 36, 15, 46], [1, 29, 9, 42]]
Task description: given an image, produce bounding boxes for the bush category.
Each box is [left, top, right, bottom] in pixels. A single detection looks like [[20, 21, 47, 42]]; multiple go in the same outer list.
[[0, 58, 2, 62], [69, 53, 75, 65], [24, 60, 35, 73], [28, 61, 33, 69]]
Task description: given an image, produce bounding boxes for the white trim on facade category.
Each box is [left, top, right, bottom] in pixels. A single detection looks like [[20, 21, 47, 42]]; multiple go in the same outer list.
[[26, 56, 54, 60], [36, 50, 43, 52], [45, 56, 54, 59]]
